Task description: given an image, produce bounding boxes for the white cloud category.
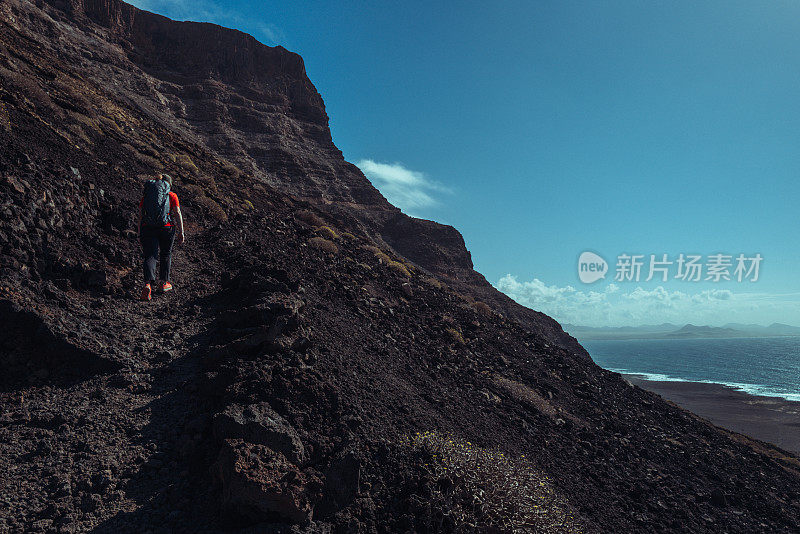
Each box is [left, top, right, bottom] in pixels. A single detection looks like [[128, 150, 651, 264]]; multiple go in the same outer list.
[[356, 159, 450, 216], [496, 275, 800, 327]]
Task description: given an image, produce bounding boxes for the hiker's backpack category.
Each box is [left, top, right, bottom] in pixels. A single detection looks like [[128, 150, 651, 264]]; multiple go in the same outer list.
[[141, 180, 171, 227]]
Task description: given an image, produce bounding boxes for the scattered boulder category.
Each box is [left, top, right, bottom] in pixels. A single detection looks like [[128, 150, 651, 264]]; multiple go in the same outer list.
[[213, 439, 321, 524], [213, 402, 306, 463]]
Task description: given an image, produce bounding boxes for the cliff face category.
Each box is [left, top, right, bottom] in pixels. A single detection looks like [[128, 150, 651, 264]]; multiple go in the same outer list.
[[1, 1, 799, 532], [45, 0, 390, 208]]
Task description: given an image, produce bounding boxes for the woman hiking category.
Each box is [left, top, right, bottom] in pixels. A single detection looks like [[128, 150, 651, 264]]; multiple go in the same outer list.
[[138, 173, 185, 301]]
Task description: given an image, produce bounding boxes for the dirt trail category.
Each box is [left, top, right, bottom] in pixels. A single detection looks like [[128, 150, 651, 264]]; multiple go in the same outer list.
[[0, 239, 229, 532]]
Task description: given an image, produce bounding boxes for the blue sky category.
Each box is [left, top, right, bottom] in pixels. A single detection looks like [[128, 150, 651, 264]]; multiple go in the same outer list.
[[130, 0, 800, 326]]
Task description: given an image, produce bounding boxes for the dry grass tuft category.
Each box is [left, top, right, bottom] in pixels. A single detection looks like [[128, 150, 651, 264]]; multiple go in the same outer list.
[[399, 431, 584, 532], [340, 232, 356, 240], [195, 195, 227, 222], [388, 260, 411, 277], [374, 251, 392, 264], [175, 154, 199, 174], [492, 376, 559, 419], [193, 173, 219, 195], [296, 209, 325, 227], [473, 301, 492, 315], [183, 184, 227, 221], [309, 237, 339, 254], [364, 245, 394, 265], [128, 146, 161, 169], [445, 327, 465, 345], [315, 226, 339, 240], [0, 103, 9, 132], [423, 276, 445, 289], [219, 159, 241, 178]]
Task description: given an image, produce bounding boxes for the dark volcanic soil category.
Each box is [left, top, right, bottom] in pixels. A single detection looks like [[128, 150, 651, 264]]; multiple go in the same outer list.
[[625, 375, 800, 455], [1, 0, 800, 532]]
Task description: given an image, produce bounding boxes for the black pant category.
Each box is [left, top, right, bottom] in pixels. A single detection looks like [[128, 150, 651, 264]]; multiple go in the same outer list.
[[140, 225, 176, 283]]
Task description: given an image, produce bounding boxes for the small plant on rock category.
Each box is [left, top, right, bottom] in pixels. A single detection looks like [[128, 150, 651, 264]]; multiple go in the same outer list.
[[398, 431, 584, 532], [445, 327, 465, 345], [473, 301, 492, 315], [314, 226, 339, 240], [308, 237, 338, 254], [296, 209, 325, 227], [388, 260, 411, 277]]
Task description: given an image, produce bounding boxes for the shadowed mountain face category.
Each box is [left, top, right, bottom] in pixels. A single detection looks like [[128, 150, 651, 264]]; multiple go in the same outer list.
[[1, 1, 799, 532], [39, 0, 587, 358]]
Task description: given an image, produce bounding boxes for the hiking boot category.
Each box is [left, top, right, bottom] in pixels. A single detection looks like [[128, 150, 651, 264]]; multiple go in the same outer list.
[[161, 281, 173, 293], [141, 283, 152, 301]]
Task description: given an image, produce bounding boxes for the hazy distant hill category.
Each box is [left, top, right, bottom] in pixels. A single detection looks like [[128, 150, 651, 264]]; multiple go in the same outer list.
[[565, 322, 800, 340], [666, 324, 741, 338]]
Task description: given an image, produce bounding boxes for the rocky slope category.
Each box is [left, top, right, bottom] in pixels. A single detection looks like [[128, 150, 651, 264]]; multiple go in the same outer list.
[[39, 0, 586, 359], [0, 0, 799, 532]]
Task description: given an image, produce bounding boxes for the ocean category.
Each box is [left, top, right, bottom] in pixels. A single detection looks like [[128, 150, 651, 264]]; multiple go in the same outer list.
[[582, 337, 800, 402]]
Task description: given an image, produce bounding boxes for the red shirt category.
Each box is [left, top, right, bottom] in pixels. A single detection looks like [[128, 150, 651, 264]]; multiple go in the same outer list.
[[140, 191, 180, 226]]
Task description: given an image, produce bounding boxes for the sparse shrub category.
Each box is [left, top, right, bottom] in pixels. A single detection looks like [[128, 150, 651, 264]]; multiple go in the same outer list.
[[195, 195, 227, 222], [397, 431, 584, 532], [66, 123, 92, 145], [308, 237, 338, 254], [243, 199, 255, 210], [315, 226, 339, 240], [445, 327, 465, 345], [131, 149, 161, 169], [194, 173, 219, 195], [340, 232, 356, 240], [183, 184, 204, 197], [183, 184, 226, 221], [175, 154, 199, 174], [219, 159, 241, 177], [296, 209, 325, 227], [423, 276, 444, 289], [98, 115, 121, 134], [492, 376, 559, 418], [0, 102, 9, 132], [364, 246, 392, 264], [68, 110, 103, 135], [473, 301, 492, 315], [388, 260, 411, 277]]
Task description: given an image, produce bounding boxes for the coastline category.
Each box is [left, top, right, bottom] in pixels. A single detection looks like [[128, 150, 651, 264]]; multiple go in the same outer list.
[[623, 373, 800, 454]]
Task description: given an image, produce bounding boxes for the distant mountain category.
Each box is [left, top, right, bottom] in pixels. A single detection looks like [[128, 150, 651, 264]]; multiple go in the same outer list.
[[562, 323, 678, 337], [565, 322, 800, 340], [765, 323, 800, 335], [666, 324, 741, 338]]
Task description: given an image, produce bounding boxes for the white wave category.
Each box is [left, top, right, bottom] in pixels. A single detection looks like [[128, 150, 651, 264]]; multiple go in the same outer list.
[[699, 380, 800, 402], [605, 367, 800, 402], [606, 368, 689, 382]]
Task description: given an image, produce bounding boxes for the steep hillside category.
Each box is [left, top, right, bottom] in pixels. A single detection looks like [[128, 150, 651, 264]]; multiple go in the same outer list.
[[1, 1, 799, 532], [37, 0, 586, 359]]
